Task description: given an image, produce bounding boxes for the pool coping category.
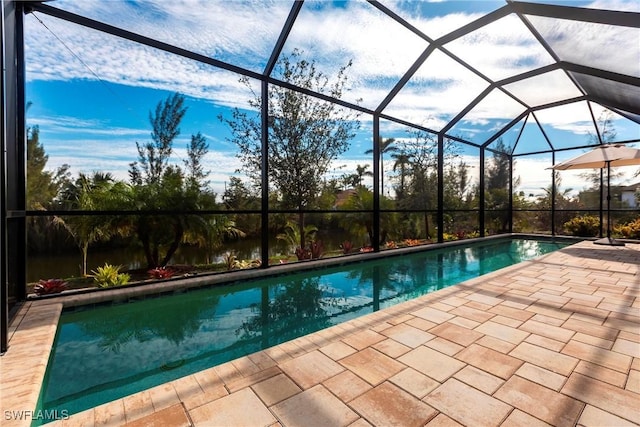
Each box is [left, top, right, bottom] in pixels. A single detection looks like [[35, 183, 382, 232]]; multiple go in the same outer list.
[[3, 235, 629, 427]]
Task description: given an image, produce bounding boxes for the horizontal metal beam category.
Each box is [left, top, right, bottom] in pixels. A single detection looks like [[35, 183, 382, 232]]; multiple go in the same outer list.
[[530, 95, 588, 113]]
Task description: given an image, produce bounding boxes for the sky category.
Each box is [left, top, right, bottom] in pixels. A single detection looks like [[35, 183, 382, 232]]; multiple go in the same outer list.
[[23, 0, 640, 200]]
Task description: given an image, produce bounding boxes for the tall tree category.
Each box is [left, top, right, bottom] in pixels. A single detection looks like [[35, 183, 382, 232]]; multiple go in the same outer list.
[[129, 92, 187, 186], [128, 93, 213, 268], [26, 120, 71, 253], [184, 132, 209, 193], [443, 160, 471, 209], [484, 138, 518, 232], [391, 151, 412, 203], [485, 139, 512, 191], [579, 110, 623, 206], [26, 125, 70, 210], [402, 130, 439, 238], [222, 49, 360, 249]]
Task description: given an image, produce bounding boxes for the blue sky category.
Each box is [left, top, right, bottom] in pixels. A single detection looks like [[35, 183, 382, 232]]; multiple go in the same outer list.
[[24, 0, 640, 198]]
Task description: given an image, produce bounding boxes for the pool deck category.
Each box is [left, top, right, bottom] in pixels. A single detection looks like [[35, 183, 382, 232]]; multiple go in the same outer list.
[[1, 240, 639, 426]]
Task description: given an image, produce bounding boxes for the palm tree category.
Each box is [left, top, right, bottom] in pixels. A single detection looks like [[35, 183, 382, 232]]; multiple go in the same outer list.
[[391, 152, 412, 202], [58, 172, 131, 276], [183, 214, 246, 264], [355, 164, 374, 187], [338, 186, 396, 246], [365, 137, 397, 196]]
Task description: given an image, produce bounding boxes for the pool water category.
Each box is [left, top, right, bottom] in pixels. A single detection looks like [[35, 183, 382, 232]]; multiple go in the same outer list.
[[39, 238, 570, 419]]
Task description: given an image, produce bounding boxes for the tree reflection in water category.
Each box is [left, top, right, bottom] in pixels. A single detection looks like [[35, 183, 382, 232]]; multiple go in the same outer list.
[[238, 277, 336, 346], [77, 292, 218, 353]]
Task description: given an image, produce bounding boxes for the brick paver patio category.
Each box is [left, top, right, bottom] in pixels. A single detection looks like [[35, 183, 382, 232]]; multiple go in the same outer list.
[[2, 240, 639, 426]]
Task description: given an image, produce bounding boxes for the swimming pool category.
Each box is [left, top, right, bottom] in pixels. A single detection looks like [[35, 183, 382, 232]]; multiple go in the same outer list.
[[39, 237, 571, 419]]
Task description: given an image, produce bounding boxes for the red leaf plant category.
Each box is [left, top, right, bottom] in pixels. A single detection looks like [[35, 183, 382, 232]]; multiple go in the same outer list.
[[148, 267, 176, 280], [34, 279, 68, 296]]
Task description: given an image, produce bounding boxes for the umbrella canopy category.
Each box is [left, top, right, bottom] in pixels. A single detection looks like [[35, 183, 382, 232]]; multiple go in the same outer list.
[[551, 143, 640, 246], [552, 144, 640, 170]]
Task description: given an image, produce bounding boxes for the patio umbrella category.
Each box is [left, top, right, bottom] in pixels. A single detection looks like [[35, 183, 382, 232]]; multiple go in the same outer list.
[[552, 144, 640, 246]]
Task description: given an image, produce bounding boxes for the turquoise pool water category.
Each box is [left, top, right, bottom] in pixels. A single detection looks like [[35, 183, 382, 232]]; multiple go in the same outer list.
[[39, 237, 570, 419]]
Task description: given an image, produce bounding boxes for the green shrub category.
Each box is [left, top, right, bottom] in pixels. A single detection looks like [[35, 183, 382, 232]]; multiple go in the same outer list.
[[563, 215, 600, 237], [90, 264, 130, 288], [442, 233, 458, 242], [614, 217, 640, 239]]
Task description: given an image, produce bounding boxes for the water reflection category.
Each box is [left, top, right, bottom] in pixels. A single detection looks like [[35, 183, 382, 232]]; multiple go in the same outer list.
[[238, 277, 335, 346], [77, 293, 218, 352]]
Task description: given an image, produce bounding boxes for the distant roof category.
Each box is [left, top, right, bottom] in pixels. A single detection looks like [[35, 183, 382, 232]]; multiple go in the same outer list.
[[621, 182, 640, 192]]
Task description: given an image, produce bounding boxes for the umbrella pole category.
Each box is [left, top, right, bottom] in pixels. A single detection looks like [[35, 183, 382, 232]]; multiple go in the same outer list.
[[595, 161, 624, 246], [606, 161, 611, 240]]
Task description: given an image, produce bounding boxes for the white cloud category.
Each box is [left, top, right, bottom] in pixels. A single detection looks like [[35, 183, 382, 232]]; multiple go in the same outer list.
[[527, 14, 639, 78], [24, 0, 638, 159], [504, 69, 584, 108], [44, 0, 291, 69], [587, 0, 640, 11], [444, 14, 556, 81], [533, 102, 596, 135], [25, 11, 262, 110], [30, 115, 149, 137]]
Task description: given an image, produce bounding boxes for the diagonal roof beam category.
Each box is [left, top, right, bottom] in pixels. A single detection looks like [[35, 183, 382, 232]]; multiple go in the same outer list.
[[440, 86, 494, 135], [528, 95, 588, 113], [587, 101, 604, 145], [510, 1, 640, 28], [264, 1, 303, 76], [563, 62, 640, 88], [378, 112, 439, 136], [583, 94, 640, 118], [375, 44, 436, 114], [608, 108, 640, 126], [510, 113, 529, 154], [435, 5, 513, 45], [497, 62, 560, 86], [368, 1, 434, 44], [480, 111, 528, 149], [441, 63, 562, 135], [530, 111, 555, 152], [374, 3, 513, 115]]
